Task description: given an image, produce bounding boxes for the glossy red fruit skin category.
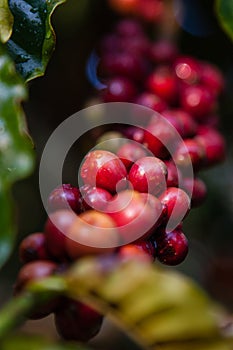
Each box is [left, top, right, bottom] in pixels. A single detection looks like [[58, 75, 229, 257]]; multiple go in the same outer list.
[[19, 232, 49, 263], [174, 56, 201, 84], [102, 77, 137, 102], [66, 210, 119, 258], [122, 126, 145, 144], [163, 109, 197, 138], [146, 66, 178, 104], [80, 185, 112, 211], [149, 40, 178, 64], [155, 229, 189, 265], [118, 240, 156, 261], [107, 190, 162, 243], [80, 150, 127, 193], [200, 63, 224, 96], [180, 85, 215, 120], [159, 187, 191, 225], [55, 299, 103, 342], [47, 184, 82, 213], [174, 138, 205, 170], [117, 142, 148, 169], [101, 53, 145, 81], [182, 177, 207, 207], [44, 210, 77, 260], [128, 156, 167, 195], [14, 260, 59, 319], [134, 92, 167, 113], [164, 160, 180, 188], [195, 127, 226, 167], [144, 118, 176, 158]]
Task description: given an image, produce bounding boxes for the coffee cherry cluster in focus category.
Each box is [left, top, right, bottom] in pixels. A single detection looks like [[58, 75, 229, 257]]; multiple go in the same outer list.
[[15, 18, 226, 343]]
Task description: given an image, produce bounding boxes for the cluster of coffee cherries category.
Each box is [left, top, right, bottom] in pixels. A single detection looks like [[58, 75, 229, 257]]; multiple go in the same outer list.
[[14, 18, 226, 343]]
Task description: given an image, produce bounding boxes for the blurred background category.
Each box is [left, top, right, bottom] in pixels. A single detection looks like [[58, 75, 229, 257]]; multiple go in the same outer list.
[[0, 0, 233, 348]]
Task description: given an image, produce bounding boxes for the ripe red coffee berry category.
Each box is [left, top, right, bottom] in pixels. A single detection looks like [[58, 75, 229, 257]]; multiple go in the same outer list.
[[149, 40, 177, 64], [66, 210, 119, 258], [107, 190, 162, 243], [19, 232, 49, 263], [134, 92, 167, 113], [181, 85, 215, 120], [47, 184, 82, 213], [174, 56, 201, 84], [102, 76, 136, 102], [182, 177, 207, 207], [45, 210, 77, 260], [80, 185, 112, 211], [200, 63, 224, 96], [195, 127, 226, 167], [80, 150, 127, 193], [128, 156, 167, 195], [163, 109, 197, 138], [164, 160, 180, 188], [55, 299, 103, 342], [155, 228, 189, 265], [117, 142, 148, 168], [14, 260, 59, 319], [146, 66, 178, 104], [159, 187, 191, 227], [174, 138, 205, 170]]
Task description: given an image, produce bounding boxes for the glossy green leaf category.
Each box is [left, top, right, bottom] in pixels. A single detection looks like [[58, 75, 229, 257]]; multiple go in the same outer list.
[[0, 43, 34, 268], [66, 257, 233, 350], [7, 0, 66, 81], [1, 334, 90, 350], [0, 0, 13, 43], [216, 0, 233, 41]]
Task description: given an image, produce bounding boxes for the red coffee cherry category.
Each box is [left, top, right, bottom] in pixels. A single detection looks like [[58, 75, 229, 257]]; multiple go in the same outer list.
[[102, 77, 137, 102], [81, 185, 112, 211], [182, 177, 207, 207], [117, 141, 148, 169], [118, 240, 156, 261], [128, 156, 167, 195], [19, 232, 49, 263], [47, 184, 82, 213], [174, 138, 205, 170], [155, 228, 189, 265], [66, 210, 119, 259], [55, 298, 103, 342], [80, 150, 127, 193]]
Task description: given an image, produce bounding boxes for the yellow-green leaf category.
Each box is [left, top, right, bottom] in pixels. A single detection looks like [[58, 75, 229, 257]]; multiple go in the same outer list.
[[0, 0, 13, 43]]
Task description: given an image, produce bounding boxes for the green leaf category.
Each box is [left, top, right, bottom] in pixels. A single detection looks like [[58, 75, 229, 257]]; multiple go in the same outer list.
[[0, 43, 34, 268], [1, 334, 90, 350], [6, 0, 66, 81], [66, 257, 233, 349], [216, 0, 233, 41], [0, 0, 14, 43]]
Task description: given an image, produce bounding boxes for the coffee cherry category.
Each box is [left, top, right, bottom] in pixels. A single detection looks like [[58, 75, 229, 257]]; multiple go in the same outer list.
[[14, 260, 59, 319], [174, 138, 205, 170], [66, 211, 119, 258], [155, 228, 189, 265], [195, 127, 226, 167], [107, 190, 162, 243], [149, 40, 178, 64], [55, 299, 103, 342], [128, 156, 167, 195], [117, 142, 148, 168], [164, 160, 180, 188], [115, 18, 143, 37], [182, 177, 207, 207], [200, 63, 224, 96], [102, 77, 137, 102], [45, 210, 77, 260], [134, 92, 167, 113], [118, 240, 156, 261], [81, 185, 112, 211], [146, 66, 178, 104], [80, 150, 127, 193], [101, 52, 145, 81], [181, 85, 215, 120], [174, 56, 201, 84], [159, 187, 191, 225], [163, 109, 197, 138], [122, 126, 145, 144], [144, 117, 176, 158], [47, 184, 82, 213], [19, 233, 49, 263]]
